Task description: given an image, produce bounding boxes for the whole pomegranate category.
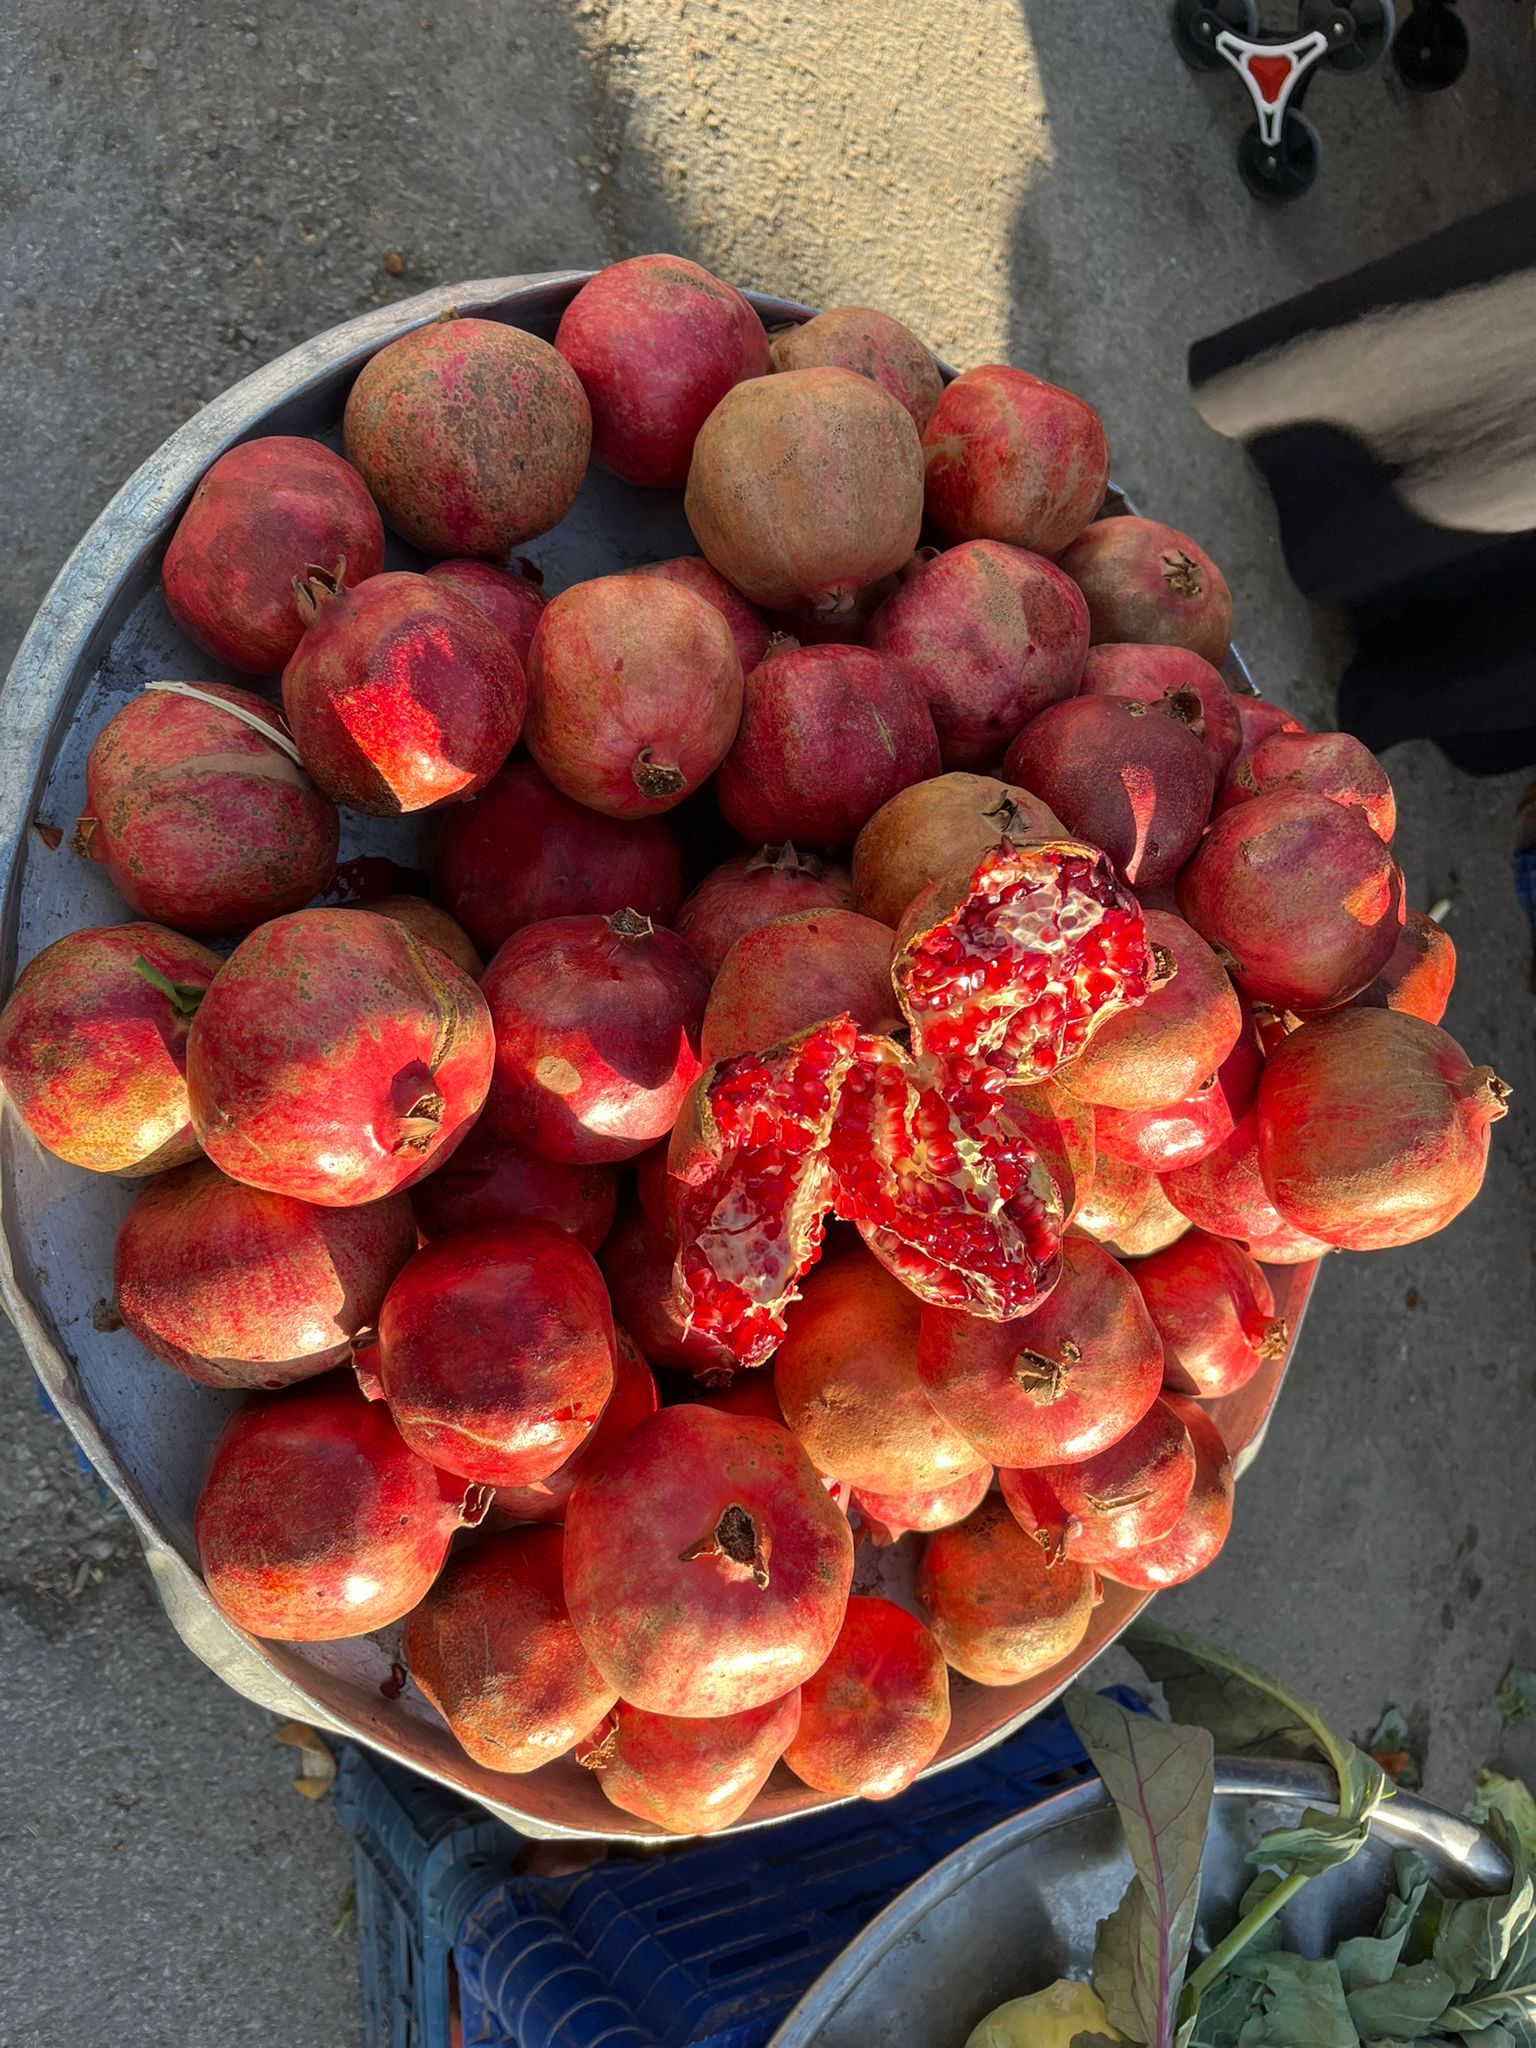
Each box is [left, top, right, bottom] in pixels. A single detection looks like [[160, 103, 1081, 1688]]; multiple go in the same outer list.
[[864, 540, 1090, 771], [630, 556, 772, 675], [562, 1404, 854, 1716], [492, 1325, 659, 1525], [773, 1249, 988, 1495], [1161, 1109, 1334, 1265], [410, 1121, 617, 1249], [1075, 1151, 1155, 1246], [676, 844, 852, 980], [600, 1200, 740, 1378], [701, 910, 900, 1065], [685, 366, 924, 615], [0, 923, 219, 1176], [424, 558, 548, 667], [1256, 1009, 1510, 1250], [161, 436, 384, 674], [343, 315, 591, 556], [917, 1495, 1096, 1687], [76, 684, 338, 935], [715, 642, 940, 847], [1102, 1177, 1191, 1259], [1178, 793, 1405, 1012], [851, 1465, 993, 1544], [1056, 516, 1232, 666], [1094, 999, 1263, 1173], [769, 306, 944, 431], [194, 1373, 484, 1640], [1227, 695, 1305, 787], [920, 365, 1110, 555], [525, 574, 743, 817], [283, 570, 525, 813], [1219, 728, 1396, 842], [481, 909, 707, 1164], [1079, 644, 1242, 774], [1099, 1395, 1233, 1591], [785, 1596, 951, 1799], [1133, 1230, 1288, 1400], [403, 1527, 617, 1773], [1000, 1396, 1196, 1567], [577, 1691, 802, 1835], [1063, 912, 1242, 1114], [431, 758, 685, 957], [365, 1221, 616, 1486], [555, 255, 768, 487], [1349, 909, 1455, 1026], [850, 773, 1065, 930], [116, 1159, 415, 1390], [917, 1236, 1163, 1469], [186, 907, 493, 1206], [1003, 695, 1216, 893], [360, 897, 482, 979]]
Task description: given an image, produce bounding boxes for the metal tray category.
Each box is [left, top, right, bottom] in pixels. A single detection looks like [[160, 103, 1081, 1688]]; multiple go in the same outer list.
[[0, 271, 1315, 1839]]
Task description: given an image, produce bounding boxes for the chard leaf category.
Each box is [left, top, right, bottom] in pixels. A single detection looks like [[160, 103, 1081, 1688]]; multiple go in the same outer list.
[[1068, 1689, 1214, 2048], [1497, 1670, 1536, 1730], [1226, 1952, 1359, 2046], [1465, 1775, 1536, 1867], [1345, 1960, 1456, 2038], [1433, 1813, 1536, 1997]]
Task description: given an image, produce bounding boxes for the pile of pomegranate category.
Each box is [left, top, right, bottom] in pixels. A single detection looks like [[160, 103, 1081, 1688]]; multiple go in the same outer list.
[[3, 256, 1509, 1837]]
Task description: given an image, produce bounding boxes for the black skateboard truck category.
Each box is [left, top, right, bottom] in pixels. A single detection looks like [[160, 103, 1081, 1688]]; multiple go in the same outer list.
[[1172, 0, 1395, 201]]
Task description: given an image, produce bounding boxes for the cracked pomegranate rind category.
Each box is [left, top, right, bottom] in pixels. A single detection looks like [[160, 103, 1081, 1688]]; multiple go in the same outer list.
[[669, 1015, 859, 1368], [893, 838, 1157, 1089]]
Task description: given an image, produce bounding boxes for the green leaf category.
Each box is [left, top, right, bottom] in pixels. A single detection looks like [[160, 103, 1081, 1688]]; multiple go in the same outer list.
[[1378, 1856, 1437, 1958], [1068, 1689, 1214, 2048], [1346, 1959, 1456, 2038], [1338, 1921, 1417, 1997], [1465, 1775, 1536, 1867], [1251, 1807, 1378, 1881], [1070, 2036, 1127, 2047], [1227, 1952, 1360, 2046], [1496, 1670, 1536, 1730], [1185, 1968, 1262, 2047], [1440, 1984, 1536, 2042], [1432, 1812, 1536, 1997]]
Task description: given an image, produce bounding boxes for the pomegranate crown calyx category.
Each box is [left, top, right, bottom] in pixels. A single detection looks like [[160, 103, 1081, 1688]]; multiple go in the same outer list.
[[607, 906, 656, 941], [292, 560, 348, 625]]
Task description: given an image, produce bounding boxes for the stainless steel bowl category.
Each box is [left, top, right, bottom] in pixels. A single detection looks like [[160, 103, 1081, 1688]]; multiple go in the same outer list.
[[0, 271, 1315, 1838], [771, 1760, 1508, 2047]]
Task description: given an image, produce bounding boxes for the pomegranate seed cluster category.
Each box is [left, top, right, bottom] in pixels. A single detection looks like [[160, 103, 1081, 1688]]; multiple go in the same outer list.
[[6, 257, 1506, 1837]]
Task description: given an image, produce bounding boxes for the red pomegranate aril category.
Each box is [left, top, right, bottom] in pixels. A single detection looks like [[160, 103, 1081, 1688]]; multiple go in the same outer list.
[[1056, 516, 1232, 667], [1000, 1395, 1196, 1566], [1079, 644, 1242, 773], [675, 844, 852, 980], [1131, 1229, 1288, 1400], [492, 1325, 659, 1526], [702, 909, 900, 1066], [920, 366, 1110, 555], [410, 1122, 617, 1250], [424, 558, 548, 668], [851, 1464, 993, 1544], [599, 1200, 739, 1379], [784, 1596, 951, 1799], [1063, 912, 1242, 1114], [577, 1691, 802, 1835], [562, 1405, 854, 1717], [1347, 909, 1455, 1026], [1161, 1110, 1334, 1265], [851, 773, 1066, 931], [404, 1527, 618, 1772], [1097, 1395, 1234, 1591], [1093, 999, 1263, 1174], [917, 1495, 1096, 1687], [770, 306, 944, 431], [630, 556, 773, 676]]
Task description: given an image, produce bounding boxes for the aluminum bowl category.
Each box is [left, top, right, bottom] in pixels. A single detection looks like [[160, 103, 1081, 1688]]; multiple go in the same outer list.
[[0, 271, 1315, 1838], [772, 1759, 1508, 2047]]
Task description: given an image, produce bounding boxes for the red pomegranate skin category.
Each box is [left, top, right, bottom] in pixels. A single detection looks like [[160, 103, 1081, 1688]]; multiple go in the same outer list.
[[865, 540, 1090, 771], [785, 1596, 951, 1799], [1075, 1151, 1154, 1246], [1177, 792, 1405, 1012], [432, 758, 685, 958], [404, 1526, 617, 1772], [1094, 999, 1264, 1173], [598, 1200, 739, 1379], [1228, 696, 1305, 786], [1004, 696, 1215, 892], [918, 1235, 1163, 1469], [850, 772, 1066, 930], [676, 846, 852, 980], [1057, 516, 1232, 667], [0, 923, 220, 1176], [578, 1690, 802, 1835], [1349, 909, 1455, 1026], [701, 909, 900, 1065], [1133, 1229, 1288, 1400], [715, 643, 940, 847], [77, 684, 339, 936], [688, 1371, 784, 1422], [410, 1120, 617, 1249], [115, 1159, 416, 1390], [850, 1464, 993, 1544], [281, 571, 526, 815], [917, 1494, 1095, 1687], [555, 255, 768, 488], [1102, 1178, 1190, 1259], [1012, 1078, 1099, 1224], [1063, 911, 1243, 1114], [481, 910, 708, 1165], [195, 1372, 479, 1641], [1099, 1394, 1233, 1591], [492, 1324, 659, 1526], [1161, 1109, 1334, 1265], [424, 558, 548, 668], [360, 897, 482, 979], [773, 1249, 987, 1496], [1256, 1008, 1509, 1251], [369, 1221, 616, 1486], [1219, 728, 1396, 843], [562, 1405, 855, 1716], [1000, 1395, 1196, 1567], [630, 556, 773, 676], [187, 907, 493, 1206], [1079, 643, 1242, 774], [921, 366, 1109, 555], [526, 575, 744, 818], [342, 316, 591, 557], [770, 307, 944, 432], [162, 436, 384, 674]]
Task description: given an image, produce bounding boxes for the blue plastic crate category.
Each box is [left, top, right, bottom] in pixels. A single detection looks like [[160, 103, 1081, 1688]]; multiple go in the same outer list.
[[453, 1690, 1145, 2048]]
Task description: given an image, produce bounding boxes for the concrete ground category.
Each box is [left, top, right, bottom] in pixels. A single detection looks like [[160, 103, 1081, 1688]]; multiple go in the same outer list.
[[3, 3, 1535, 2041]]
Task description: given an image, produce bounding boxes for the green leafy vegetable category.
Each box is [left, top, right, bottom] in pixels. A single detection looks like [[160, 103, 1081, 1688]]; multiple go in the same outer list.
[[1497, 1670, 1536, 1730], [1433, 1813, 1536, 1997], [1066, 1689, 1214, 2048], [1365, 1706, 1424, 1790], [1344, 1957, 1455, 2036], [1225, 1952, 1358, 2046], [1439, 1983, 1536, 2038], [1249, 1803, 1383, 1882], [1465, 1775, 1536, 1867]]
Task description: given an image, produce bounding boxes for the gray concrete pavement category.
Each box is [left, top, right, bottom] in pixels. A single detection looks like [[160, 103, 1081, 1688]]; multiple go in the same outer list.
[[3, 3, 1535, 2042]]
